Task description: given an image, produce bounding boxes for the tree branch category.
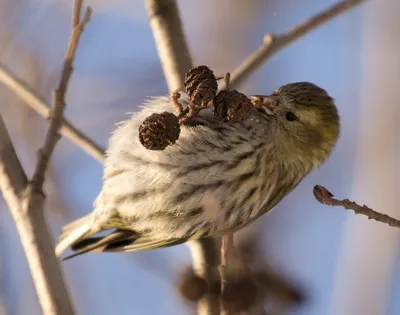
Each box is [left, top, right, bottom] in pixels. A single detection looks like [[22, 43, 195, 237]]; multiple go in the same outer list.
[[227, 0, 368, 89], [145, 1, 223, 314], [0, 1, 92, 314], [188, 239, 221, 315], [0, 65, 105, 162], [0, 115, 28, 214], [313, 185, 400, 228], [0, 112, 75, 315], [145, 0, 193, 91], [72, 0, 83, 28]]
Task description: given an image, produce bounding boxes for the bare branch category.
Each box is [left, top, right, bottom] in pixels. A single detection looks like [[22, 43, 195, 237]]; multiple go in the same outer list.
[[145, 0, 193, 91], [188, 239, 221, 315], [0, 115, 27, 213], [72, 0, 83, 28], [0, 65, 105, 161], [30, 5, 92, 188], [0, 1, 93, 314], [313, 185, 400, 228], [227, 0, 368, 88], [0, 114, 75, 315], [145, 1, 223, 314], [0, 116, 27, 196]]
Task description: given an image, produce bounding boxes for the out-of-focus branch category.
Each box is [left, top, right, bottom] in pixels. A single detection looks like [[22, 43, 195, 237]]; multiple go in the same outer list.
[[227, 0, 368, 89], [188, 239, 221, 315], [314, 185, 400, 228], [0, 1, 92, 314], [0, 65, 105, 162], [145, 1, 222, 314], [145, 0, 193, 91], [72, 0, 83, 28]]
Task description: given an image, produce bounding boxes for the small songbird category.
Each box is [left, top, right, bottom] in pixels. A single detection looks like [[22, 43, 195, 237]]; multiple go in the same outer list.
[[56, 82, 340, 259]]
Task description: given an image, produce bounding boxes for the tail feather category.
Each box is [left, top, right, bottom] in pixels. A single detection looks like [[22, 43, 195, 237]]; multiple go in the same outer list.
[[57, 216, 195, 259], [61, 214, 91, 234], [63, 229, 138, 260], [104, 235, 188, 252], [62, 229, 188, 260], [55, 215, 97, 257]]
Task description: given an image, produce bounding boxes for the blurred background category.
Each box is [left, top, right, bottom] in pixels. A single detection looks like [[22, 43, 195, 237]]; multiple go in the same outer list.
[[1, 0, 400, 314]]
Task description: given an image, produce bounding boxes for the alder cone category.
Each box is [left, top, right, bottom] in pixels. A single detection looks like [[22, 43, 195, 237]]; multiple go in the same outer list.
[[184, 65, 218, 106], [214, 89, 253, 123], [139, 112, 180, 150]]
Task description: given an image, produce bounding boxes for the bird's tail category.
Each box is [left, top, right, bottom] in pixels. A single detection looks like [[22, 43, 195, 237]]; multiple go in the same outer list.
[[55, 214, 98, 258], [56, 215, 194, 260]]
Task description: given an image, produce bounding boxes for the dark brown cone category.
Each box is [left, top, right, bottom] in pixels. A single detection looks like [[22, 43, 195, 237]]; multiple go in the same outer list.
[[138, 112, 180, 150], [221, 278, 258, 313], [214, 90, 253, 123], [184, 65, 218, 106], [177, 267, 207, 302]]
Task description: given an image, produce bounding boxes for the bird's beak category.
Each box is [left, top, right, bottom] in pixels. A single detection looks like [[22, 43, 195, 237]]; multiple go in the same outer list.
[[249, 94, 278, 114]]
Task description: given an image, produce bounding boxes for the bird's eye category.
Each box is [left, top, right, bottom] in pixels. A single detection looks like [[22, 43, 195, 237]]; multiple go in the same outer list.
[[285, 112, 297, 121]]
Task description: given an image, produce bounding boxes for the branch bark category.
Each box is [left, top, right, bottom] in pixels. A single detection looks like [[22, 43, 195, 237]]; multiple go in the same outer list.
[[145, 1, 222, 314], [0, 115, 75, 315], [189, 239, 221, 315], [314, 185, 400, 228], [145, 0, 193, 91], [0, 1, 92, 314], [29, 5, 92, 188]]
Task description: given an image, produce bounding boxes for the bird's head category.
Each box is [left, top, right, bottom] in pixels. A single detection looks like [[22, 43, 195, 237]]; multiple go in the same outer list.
[[250, 82, 340, 167]]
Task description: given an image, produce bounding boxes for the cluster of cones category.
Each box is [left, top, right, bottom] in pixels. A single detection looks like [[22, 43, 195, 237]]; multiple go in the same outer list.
[[139, 65, 255, 151]]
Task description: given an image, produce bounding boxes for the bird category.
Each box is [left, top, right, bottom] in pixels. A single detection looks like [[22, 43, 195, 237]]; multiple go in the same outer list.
[[55, 82, 340, 259]]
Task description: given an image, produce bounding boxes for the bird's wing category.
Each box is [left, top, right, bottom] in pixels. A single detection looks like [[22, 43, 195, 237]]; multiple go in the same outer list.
[[63, 229, 202, 259], [95, 95, 263, 238]]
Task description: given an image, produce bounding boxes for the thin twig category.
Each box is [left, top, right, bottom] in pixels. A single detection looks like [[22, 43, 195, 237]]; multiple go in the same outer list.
[[227, 0, 368, 89], [0, 116, 27, 209], [30, 5, 92, 188], [189, 239, 221, 315], [0, 117, 28, 196], [313, 185, 400, 228], [0, 65, 105, 161], [72, 0, 83, 28]]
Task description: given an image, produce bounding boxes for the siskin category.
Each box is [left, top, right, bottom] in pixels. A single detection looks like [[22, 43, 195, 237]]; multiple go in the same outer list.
[[56, 82, 340, 259]]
